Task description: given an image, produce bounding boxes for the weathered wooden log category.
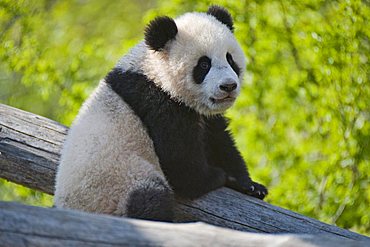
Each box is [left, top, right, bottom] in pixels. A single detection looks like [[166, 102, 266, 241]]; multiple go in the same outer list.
[[0, 103, 369, 242], [0, 201, 367, 247]]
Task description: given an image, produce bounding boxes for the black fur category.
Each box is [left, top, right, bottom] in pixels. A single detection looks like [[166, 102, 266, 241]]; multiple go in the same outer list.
[[126, 176, 174, 222], [145, 16, 178, 51], [207, 5, 234, 32], [193, 56, 211, 84], [205, 116, 267, 199], [105, 68, 267, 200], [226, 52, 240, 76]]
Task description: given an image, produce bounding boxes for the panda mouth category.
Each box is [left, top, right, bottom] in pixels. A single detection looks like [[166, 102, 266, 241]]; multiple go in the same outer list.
[[210, 96, 236, 104]]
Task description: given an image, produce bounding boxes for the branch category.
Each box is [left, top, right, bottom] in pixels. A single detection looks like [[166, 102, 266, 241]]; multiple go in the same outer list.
[[0, 202, 367, 247], [0, 103, 368, 241]]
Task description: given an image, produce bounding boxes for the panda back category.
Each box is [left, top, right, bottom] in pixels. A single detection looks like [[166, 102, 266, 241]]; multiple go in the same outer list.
[[54, 81, 164, 214]]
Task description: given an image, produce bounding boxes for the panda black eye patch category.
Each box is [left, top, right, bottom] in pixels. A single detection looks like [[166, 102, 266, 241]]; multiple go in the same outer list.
[[226, 52, 240, 76], [193, 56, 211, 84]]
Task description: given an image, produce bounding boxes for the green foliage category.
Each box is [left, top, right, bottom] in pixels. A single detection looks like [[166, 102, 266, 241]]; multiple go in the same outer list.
[[0, 0, 369, 235], [0, 0, 153, 124], [0, 179, 53, 206]]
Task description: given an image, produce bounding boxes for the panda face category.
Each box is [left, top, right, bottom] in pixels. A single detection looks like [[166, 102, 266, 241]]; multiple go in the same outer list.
[[142, 9, 246, 115], [190, 51, 242, 114], [166, 13, 245, 115]]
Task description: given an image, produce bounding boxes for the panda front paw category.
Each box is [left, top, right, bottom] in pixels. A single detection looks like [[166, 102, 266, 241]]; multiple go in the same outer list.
[[226, 176, 268, 200], [244, 181, 268, 200]]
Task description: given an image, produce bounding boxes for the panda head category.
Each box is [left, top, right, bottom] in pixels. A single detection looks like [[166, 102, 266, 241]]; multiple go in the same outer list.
[[143, 6, 246, 116]]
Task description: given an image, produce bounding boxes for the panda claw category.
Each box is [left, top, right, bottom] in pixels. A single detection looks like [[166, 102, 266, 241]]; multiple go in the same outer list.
[[250, 185, 255, 192]]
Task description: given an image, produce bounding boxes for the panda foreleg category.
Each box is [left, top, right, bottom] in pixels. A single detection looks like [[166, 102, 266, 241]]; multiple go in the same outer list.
[[166, 163, 226, 199], [154, 119, 231, 199], [151, 127, 227, 199], [205, 115, 268, 200]]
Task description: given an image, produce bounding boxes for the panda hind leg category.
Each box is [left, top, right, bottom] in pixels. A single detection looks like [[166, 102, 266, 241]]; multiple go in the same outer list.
[[126, 176, 175, 222]]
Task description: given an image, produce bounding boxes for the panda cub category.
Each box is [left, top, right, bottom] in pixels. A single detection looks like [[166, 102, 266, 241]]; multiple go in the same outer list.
[[54, 6, 267, 221]]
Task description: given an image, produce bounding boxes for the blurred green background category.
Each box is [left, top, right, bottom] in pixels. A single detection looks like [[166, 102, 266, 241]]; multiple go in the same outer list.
[[0, 0, 369, 235]]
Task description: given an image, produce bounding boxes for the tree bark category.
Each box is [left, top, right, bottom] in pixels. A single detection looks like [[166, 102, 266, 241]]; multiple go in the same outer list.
[[0, 202, 367, 247], [0, 103, 369, 242]]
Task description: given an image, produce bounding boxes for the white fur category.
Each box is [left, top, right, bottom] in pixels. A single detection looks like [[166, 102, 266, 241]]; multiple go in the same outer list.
[[54, 82, 167, 215]]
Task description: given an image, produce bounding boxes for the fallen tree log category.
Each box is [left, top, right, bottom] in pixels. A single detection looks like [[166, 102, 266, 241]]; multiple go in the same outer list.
[[0, 201, 367, 247], [0, 103, 369, 242]]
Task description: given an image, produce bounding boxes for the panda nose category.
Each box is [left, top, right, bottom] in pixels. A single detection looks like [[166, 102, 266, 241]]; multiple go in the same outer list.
[[219, 81, 237, 92]]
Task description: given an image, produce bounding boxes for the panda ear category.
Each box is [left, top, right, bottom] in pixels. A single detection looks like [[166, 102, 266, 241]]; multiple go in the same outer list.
[[207, 5, 234, 32], [145, 16, 178, 51]]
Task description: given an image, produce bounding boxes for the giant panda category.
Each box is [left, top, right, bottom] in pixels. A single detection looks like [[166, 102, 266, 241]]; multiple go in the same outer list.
[[54, 5, 267, 222]]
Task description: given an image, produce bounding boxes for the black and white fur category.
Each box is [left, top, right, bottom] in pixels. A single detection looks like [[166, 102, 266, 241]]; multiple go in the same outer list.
[[54, 6, 267, 222]]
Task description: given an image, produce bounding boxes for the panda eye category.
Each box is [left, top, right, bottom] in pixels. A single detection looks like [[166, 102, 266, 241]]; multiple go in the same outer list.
[[197, 56, 211, 70], [193, 56, 211, 84], [200, 61, 210, 70], [226, 52, 241, 76], [226, 52, 234, 65]]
